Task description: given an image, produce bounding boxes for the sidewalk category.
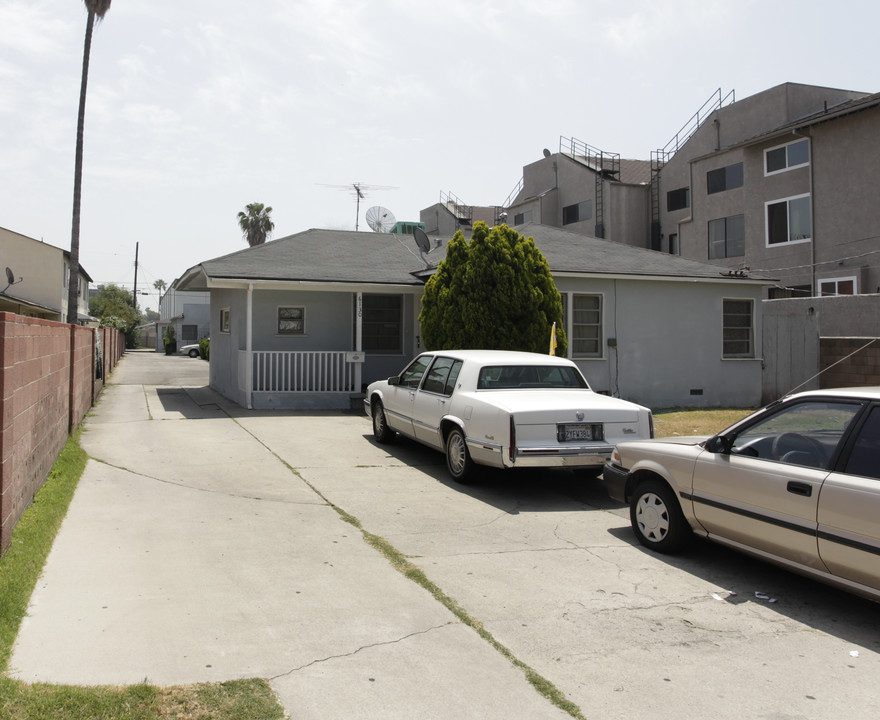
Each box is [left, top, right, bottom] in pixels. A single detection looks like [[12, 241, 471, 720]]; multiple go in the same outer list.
[[9, 351, 571, 719]]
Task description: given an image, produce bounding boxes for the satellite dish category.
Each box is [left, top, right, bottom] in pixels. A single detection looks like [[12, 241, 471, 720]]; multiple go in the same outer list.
[[5, 268, 14, 285], [365, 206, 396, 233], [542, 148, 551, 158], [413, 227, 431, 254]]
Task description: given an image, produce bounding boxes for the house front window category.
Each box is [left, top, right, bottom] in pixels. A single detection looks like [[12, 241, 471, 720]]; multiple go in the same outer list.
[[723, 299, 754, 358], [765, 138, 810, 175], [363, 294, 402, 354], [707, 163, 743, 194], [708, 214, 745, 259], [819, 277, 857, 296], [571, 294, 602, 358], [278, 306, 305, 335], [766, 194, 811, 246]]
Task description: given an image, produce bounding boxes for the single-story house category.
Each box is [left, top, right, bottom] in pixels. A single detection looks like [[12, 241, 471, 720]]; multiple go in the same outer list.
[[174, 224, 773, 411]]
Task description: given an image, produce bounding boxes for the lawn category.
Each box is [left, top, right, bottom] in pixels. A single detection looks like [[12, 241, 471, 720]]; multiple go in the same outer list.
[[653, 407, 753, 438]]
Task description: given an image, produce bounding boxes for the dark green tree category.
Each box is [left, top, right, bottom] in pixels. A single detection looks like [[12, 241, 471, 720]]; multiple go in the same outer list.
[[67, 0, 112, 325], [419, 222, 567, 355], [238, 202, 274, 246], [90, 283, 141, 348]]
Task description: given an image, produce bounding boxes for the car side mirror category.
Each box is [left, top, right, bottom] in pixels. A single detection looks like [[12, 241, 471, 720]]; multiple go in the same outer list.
[[388, 376, 401, 386], [705, 435, 733, 454]]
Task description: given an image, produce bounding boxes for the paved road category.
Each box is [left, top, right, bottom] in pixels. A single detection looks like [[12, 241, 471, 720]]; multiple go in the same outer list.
[[11, 350, 880, 719]]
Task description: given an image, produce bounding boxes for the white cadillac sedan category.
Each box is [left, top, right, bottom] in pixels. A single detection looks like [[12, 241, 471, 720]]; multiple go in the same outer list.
[[364, 349, 653, 482]]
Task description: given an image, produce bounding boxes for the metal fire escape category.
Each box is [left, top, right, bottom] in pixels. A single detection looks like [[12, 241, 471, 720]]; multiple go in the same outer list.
[[650, 88, 736, 250], [560, 136, 619, 239]]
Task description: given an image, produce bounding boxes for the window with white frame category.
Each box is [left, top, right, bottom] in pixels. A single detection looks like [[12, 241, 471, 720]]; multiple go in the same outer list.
[[362, 294, 402, 354], [722, 299, 754, 358], [571, 294, 602, 358], [277, 306, 305, 335], [819, 277, 857, 296], [220, 308, 230, 333], [765, 138, 810, 175], [708, 214, 745, 259], [766, 194, 811, 246]]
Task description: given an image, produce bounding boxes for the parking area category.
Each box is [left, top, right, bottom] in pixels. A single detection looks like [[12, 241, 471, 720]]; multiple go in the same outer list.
[[11, 351, 880, 719]]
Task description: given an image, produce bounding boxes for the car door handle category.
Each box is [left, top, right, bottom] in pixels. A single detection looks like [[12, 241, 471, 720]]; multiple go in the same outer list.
[[787, 481, 812, 497]]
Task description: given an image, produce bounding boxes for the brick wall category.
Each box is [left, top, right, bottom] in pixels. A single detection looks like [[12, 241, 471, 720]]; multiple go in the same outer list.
[[0, 313, 123, 554], [819, 337, 880, 388]]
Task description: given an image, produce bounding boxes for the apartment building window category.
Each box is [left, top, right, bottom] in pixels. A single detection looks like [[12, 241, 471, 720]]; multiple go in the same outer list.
[[514, 210, 532, 225], [220, 308, 230, 333], [765, 138, 810, 175], [766, 194, 811, 246], [819, 277, 857, 296], [363, 294, 402, 354], [562, 200, 593, 225], [708, 214, 745, 259], [571, 294, 602, 358], [722, 299, 754, 358], [278, 306, 306, 335], [707, 163, 743, 194], [666, 187, 690, 211]]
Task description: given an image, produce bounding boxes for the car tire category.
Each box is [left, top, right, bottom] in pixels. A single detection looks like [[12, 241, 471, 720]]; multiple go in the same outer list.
[[445, 427, 475, 483], [188, 349, 200, 358], [629, 479, 690, 553], [372, 402, 395, 444]]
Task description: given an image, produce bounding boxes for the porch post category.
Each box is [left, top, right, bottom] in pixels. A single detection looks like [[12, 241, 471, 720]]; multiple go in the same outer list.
[[246, 283, 254, 409], [355, 291, 363, 394]]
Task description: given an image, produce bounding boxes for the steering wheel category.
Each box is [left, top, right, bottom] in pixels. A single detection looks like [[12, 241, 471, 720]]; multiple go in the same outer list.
[[770, 432, 825, 463]]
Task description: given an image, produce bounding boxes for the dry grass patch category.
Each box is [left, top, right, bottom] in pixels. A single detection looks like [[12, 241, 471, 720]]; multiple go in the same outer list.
[[653, 408, 753, 438]]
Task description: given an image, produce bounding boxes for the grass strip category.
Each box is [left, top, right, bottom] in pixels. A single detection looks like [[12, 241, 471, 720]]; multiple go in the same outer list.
[[332, 507, 587, 720], [0, 432, 284, 720]]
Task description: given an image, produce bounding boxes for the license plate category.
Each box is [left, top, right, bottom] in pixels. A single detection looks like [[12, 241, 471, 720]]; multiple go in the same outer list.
[[557, 423, 601, 442]]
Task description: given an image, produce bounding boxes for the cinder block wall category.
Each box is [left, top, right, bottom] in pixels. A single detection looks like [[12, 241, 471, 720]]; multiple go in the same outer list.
[[0, 313, 123, 554], [819, 337, 880, 388]]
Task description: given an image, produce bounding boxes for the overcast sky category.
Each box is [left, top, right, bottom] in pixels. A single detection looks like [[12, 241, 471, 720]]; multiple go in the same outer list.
[[1, 0, 876, 311]]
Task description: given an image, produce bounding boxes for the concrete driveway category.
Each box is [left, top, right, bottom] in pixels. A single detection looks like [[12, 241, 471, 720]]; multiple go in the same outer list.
[[11, 351, 880, 719]]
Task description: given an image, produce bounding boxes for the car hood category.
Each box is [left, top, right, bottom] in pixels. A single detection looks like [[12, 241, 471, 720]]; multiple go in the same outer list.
[[639, 435, 710, 446]]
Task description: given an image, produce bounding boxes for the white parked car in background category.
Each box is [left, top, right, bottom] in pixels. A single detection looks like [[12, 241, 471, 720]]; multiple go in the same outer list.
[[365, 349, 653, 482]]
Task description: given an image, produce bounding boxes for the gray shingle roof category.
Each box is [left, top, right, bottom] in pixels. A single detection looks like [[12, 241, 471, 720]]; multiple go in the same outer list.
[[178, 224, 773, 290]]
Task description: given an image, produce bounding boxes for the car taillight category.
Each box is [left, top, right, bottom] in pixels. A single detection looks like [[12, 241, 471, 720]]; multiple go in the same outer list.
[[509, 414, 516, 462]]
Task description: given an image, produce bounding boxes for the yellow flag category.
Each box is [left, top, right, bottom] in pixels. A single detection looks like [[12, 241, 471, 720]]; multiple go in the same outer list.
[[549, 322, 557, 356]]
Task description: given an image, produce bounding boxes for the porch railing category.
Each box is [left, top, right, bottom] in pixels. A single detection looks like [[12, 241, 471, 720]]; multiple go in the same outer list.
[[252, 351, 360, 393]]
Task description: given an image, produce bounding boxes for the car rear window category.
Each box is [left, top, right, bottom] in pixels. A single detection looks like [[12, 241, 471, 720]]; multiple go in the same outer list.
[[477, 365, 589, 390]]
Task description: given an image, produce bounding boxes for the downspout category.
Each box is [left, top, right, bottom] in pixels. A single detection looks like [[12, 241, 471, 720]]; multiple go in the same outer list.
[[246, 283, 253, 410]]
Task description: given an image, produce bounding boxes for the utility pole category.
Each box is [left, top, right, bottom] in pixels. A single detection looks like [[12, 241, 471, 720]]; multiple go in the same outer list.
[[132, 242, 139, 310]]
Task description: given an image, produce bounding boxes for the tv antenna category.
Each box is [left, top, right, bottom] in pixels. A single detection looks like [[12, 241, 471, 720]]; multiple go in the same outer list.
[[365, 206, 397, 233], [318, 182, 397, 230], [2, 267, 22, 294]]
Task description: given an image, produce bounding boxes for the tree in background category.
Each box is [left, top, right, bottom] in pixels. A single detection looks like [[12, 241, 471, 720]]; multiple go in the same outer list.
[[67, 0, 112, 325], [153, 279, 167, 293], [419, 223, 567, 355], [238, 203, 274, 246], [90, 283, 140, 348]]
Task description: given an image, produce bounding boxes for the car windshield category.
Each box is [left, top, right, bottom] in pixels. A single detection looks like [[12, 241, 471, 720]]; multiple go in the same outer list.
[[477, 365, 589, 390]]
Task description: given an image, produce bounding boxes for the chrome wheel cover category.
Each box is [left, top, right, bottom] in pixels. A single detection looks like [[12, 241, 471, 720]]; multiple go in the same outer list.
[[373, 406, 385, 435], [447, 432, 466, 476], [635, 492, 670, 543]]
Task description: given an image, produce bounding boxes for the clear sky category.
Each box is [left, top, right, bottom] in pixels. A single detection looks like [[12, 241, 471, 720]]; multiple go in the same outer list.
[[1, 0, 876, 312]]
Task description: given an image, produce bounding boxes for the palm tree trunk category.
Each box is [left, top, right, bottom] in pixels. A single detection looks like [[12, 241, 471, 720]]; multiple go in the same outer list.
[[67, 10, 95, 325]]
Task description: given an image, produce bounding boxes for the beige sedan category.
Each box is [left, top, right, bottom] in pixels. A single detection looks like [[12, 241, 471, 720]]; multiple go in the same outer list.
[[603, 387, 880, 601]]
